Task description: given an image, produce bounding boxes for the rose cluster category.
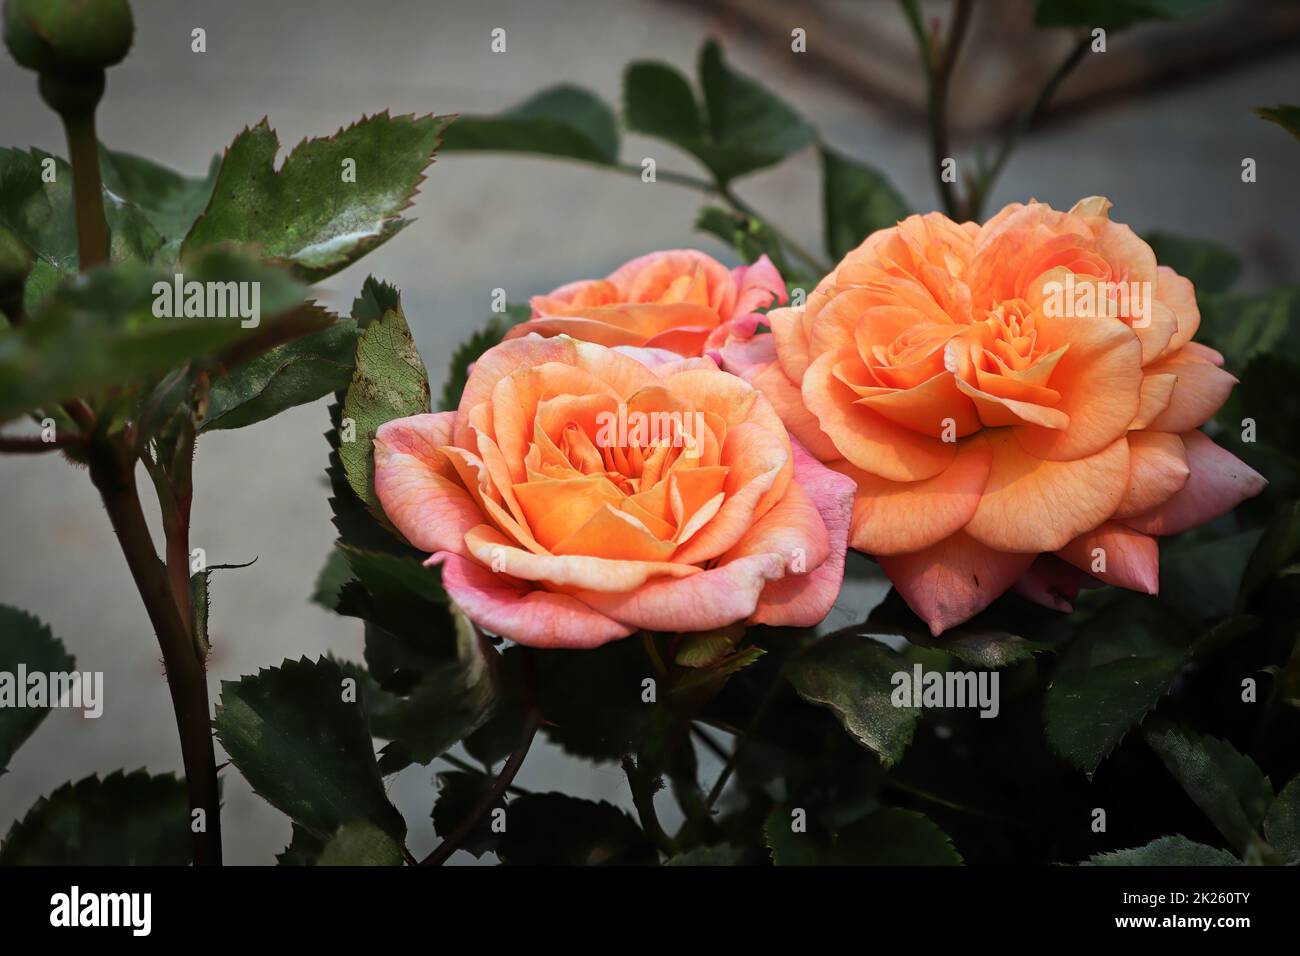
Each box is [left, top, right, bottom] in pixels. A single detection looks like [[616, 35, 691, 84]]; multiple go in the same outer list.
[[376, 200, 1264, 646]]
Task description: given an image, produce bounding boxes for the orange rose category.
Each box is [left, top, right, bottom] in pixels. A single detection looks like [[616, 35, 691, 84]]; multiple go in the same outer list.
[[373, 333, 853, 647], [717, 198, 1265, 634], [505, 249, 786, 356]]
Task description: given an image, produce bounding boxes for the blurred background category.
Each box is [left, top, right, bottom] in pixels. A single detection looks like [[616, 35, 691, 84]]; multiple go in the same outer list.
[[1, 0, 1297, 863]]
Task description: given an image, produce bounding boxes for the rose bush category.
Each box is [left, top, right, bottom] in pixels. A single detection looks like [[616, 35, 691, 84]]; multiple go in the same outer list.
[[716, 197, 1266, 634], [373, 332, 853, 647], [505, 248, 786, 356]]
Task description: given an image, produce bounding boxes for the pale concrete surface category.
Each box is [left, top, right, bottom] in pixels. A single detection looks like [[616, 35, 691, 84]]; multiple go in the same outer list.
[[0, 0, 1296, 863]]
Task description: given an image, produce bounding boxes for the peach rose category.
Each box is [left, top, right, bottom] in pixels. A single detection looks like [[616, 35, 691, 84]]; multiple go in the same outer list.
[[505, 249, 786, 357], [717, 197, 1265, 635], [372, 333, 854, 648]]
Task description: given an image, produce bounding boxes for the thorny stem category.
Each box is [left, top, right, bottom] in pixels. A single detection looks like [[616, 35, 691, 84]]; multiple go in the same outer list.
[[623, 755, 679, 857], [439, 752, 532, 795], [0, 433, 86, 453], [87, 439, 222, 865], [56, 86, 222, 863]]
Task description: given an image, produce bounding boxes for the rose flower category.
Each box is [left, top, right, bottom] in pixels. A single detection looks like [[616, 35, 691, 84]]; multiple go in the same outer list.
[[505, 249, 786, 356], [717, 197, 1265, 635], [372, 333, 854, 648]]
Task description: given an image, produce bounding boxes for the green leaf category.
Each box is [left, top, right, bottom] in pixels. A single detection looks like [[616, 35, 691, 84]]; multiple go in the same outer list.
[[1141, 718, 1272, 855], [181, 113, 449, 281], [317, 820, 404, 866], [496, 793, 656, 865], [697, 41, 816, 183], [1044, 655, 1184, 776], [1086, 835, 1240, 866], [371, 659, 496, 775], [1256, 105, 1300, 142], [98, 145, 219, 257], [441, 86, 619, 165], [785, 633, 919, 767], [213, 656, 406, 843], [1035, 0, 1221, 30], [1143, 231, 1242, 294], [339, 542, 445, 607], [276, 822, 327, 865], [310, 549, 355, 612], [820, 147, 909, 261], [200, 318, 357, 430], [624, 61, 707, 146], [1264, 773, 1300, 863], [622, 44, 815, 185], [438, 307, 527, 412], [764, 805, 961, 865], [350, 274, 402, 329], [879, 626, 1052, 669], [0, 147, 165, 292], [835, 808, 963, 865], [431, 771, 504, 858], [0, 770, 190, 865], [1195, 286, 1299, 369], [665, 844, 746, 866], [1161, 530, 1262, 621], [694, 205, 792, 277], [1238, 500, 1300, 609], [339, 296, 430, 515], [0, 605, 75, 776], [0, 248, 307, 422]]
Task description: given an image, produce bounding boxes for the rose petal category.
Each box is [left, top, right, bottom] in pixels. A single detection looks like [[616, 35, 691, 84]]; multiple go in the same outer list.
[[1121, 431, 1266, 536]]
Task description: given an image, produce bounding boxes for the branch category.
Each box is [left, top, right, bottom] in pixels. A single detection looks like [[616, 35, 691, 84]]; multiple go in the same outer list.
[[0, 433, 85, 453], [420, 709, 540, 865], [916, 0, 973, 220], [968, 33, 1092, 219], [87, 439, 222, 864]]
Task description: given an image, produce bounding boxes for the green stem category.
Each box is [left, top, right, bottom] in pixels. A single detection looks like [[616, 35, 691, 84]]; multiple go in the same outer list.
[[623, 756, 679, 857], [59, 106, 109, 270], [968, 33, 1091, 219], [909, 0, 973, 220]]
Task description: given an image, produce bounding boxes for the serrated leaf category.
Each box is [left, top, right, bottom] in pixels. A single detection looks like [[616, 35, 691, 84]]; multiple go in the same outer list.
[[371, 660, 496, 775], [1264, 773, 1300, 863], [665, 843, 747, 866], [431, 771, 504, 858], [200, 318, 357, 430], [1142, 718, 1272, 855], [213, 656, 406, 842], [764, 805, 960, 865], [189, 569, 211, 657], [496, 793, 656, 865], [317, 820, 404, 866], [350, 274, 402, 329], [1086, 835, 1240, 866], [1238, 500, 1300, 610], [785, 633, 919, 767], [0, 248, 307, 422], [310, 548, 355, 612], [1143, 231, 1242, 294], [1044, 655, 1183, 776], [182, 113, 449, 280], [441, 86, 618, 165], [438, 307, 527, 412], [1256, 105, 1300, 141], [820, 147, 909, 261], [0, 770, 190, 864], [276, 822, 327, 865], [0, 605, 75, 775], [339, 298, 430, 515]]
